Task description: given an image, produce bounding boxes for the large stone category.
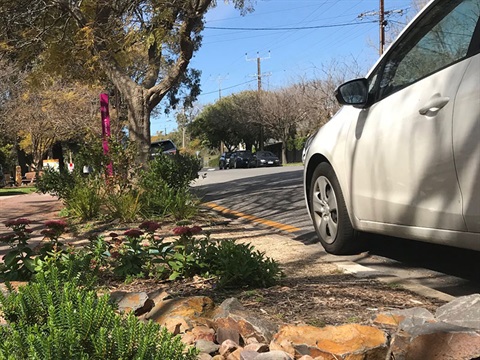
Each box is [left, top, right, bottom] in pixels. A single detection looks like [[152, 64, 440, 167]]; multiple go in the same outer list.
[[219, 339, 240, 357], [195, 339, 220, 355], [270, 324, 388, 359], [111, 291, 153, 315], [254, 350, 293, 360], [226, 348, 243, 360], [373, 307, 435, 329], [213, 298, 279, 344], [192, 325, 216, 342], [436, 294, 480, 330], [217, 326, 241, 345], [145, 296, 215, 332], [239, 350, 259, 360], [197, 353, 213, 360], [244, 343, 269, 353], [391, 322, 480, 360]]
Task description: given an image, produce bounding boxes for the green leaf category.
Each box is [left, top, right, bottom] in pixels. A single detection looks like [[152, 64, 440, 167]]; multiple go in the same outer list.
[[3, 250, 20, 267], [23, 258, 35, 272], [169, 271, 180, 281]]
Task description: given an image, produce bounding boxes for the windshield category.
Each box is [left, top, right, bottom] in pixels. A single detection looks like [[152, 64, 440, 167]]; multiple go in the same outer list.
[[258, 151, 275, 157]]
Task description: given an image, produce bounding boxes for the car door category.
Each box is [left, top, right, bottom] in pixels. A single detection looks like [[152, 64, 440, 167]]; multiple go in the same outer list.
[[452, 53, 480, 232], [350, 0, 479, 231]]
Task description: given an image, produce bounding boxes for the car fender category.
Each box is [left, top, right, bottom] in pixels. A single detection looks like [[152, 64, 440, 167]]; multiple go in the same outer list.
[[304, 106, 359, 225]]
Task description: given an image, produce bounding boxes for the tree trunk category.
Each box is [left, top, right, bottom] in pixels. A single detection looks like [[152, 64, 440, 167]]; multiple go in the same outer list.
[[127, 87, 151, 167], [281, 139, 288, 165]]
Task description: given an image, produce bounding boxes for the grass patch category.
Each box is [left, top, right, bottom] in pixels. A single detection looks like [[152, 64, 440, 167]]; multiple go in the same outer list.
[[0, 187, 36, 196]]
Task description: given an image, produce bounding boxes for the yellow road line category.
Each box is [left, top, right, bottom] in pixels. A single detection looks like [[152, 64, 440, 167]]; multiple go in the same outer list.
[[204, 202, 301, 233]]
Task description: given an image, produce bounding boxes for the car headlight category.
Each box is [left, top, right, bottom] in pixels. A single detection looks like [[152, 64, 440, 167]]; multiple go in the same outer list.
[[260, 159, 266, 163]]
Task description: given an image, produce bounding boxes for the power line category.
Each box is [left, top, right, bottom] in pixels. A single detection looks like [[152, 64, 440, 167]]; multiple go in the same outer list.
[[205, 20, 377, 31], [199, 79, 257, 97], [358, 5, 408, 55]]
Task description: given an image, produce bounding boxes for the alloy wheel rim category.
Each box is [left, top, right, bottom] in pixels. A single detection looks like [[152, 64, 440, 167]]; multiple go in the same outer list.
[[312, 176, 338, 244]]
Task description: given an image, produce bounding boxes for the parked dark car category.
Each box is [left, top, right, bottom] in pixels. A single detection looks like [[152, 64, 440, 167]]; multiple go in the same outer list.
[[219, 152, 232, 170], [252, 151, 280, 167], [229, 150, 254, 169], [150, 139, 177, 157]]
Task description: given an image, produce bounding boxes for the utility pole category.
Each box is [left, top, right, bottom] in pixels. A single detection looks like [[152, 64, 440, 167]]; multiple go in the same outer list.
[[379, 0, 385, 55], [246, 51, 270, 91], [213, 75, 228, 154], [214, 75, 228, 99], [358, 2, 405, 56], [246, 51, 271, 150]]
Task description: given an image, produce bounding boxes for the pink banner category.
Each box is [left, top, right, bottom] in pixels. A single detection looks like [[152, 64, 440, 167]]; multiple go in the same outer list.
[[100, 93, 113, 176]]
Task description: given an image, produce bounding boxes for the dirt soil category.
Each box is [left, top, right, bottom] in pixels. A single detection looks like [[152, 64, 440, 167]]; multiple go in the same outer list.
[[104, 213, 446, 327]]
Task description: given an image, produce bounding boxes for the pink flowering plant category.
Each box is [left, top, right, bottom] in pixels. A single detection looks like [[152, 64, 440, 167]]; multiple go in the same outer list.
[[87, 220, 167, 280], [0, 218, 72, 281], [112, 228, 147, 277], [0, 218, 35, 280], [167, 225, 209, 280], [40, 220, 68, 246]]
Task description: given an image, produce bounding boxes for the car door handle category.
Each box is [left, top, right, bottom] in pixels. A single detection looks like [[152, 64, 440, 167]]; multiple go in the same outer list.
[[419, 95, 450, 115]]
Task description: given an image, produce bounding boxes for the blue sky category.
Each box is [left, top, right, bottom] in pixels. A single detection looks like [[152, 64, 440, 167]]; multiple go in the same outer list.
[[151, 0, 416, 135]]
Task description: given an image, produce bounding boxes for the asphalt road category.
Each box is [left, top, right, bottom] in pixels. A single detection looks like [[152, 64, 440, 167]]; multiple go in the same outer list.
[[193, 165, 480, 297]]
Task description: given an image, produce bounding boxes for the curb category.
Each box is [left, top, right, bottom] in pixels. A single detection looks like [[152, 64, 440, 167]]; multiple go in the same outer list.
[[331, 260, 455, 303]]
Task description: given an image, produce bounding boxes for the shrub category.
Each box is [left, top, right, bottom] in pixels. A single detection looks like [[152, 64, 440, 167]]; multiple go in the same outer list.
[[141, 153, 201, 191], [140, 180, 172, 217], [36, 167, 76, 200], [104, 187, 144, 222], [140, 180, 199, 220], [0, 267, 198, 360], [200, 238, 283, 289], [64, 177, 104, 220], [167, 188, 200, 220]]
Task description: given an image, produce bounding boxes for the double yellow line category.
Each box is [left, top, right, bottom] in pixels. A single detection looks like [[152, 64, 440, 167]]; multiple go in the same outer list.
[[204, 202, 301, 233]]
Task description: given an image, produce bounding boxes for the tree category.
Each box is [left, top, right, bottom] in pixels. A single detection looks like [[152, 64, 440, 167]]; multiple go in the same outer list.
[[190, 98, 242, 151], [176, 105, 202, 149], [259, 88, 306, 164], [0, 0, 253, 166], [294, 61, 363, 136], [189, 92, 261, 151], [3, 77, 103, 170]]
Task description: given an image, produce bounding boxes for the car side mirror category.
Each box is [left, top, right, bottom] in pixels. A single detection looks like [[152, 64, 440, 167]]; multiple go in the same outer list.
[[335, 78, 369, 107]]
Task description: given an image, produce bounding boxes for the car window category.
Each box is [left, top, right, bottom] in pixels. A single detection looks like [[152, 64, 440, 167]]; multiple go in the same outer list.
[[151, 140, 176, 153], [373, 0, 479, 100]]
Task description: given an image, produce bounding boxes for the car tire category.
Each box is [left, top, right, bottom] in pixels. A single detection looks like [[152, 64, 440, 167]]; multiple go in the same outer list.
[[309, 162, 359, 255]]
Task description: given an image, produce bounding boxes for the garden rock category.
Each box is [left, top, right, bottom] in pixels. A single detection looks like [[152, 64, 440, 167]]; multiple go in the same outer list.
[[109, 291, 480, 359], [253, 350, 293, 359], [216, 326, 241, 345], [270, 323, 388, 359], [195, 339, 220, 355], [373, 307, 435, 330], [219, 339, 240, 357], [213, 298, 279, 344], [390, 322, 480, 360], [111, 291, 153, 315], [143, 295, 215, 333], [435, 293, 480, 330]]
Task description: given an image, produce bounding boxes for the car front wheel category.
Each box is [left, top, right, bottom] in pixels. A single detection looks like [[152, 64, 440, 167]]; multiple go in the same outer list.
[[309, 162, 358, 254]]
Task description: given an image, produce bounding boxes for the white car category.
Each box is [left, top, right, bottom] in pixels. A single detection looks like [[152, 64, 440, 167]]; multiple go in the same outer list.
[[303, 0, 480, 254]]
